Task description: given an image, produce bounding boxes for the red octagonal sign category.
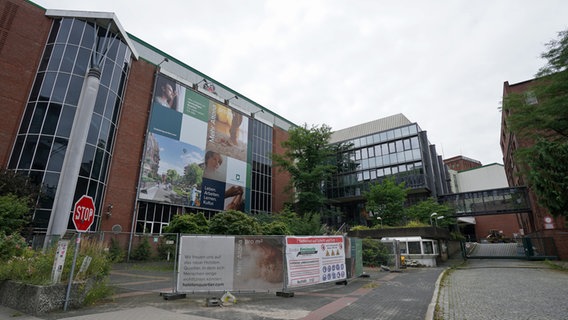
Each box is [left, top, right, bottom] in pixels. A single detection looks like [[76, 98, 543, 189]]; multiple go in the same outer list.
[[73, 195, 95, 232]]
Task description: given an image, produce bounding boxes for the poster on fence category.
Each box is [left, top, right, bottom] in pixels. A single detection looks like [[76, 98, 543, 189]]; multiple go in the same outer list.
[[285, 236, 346, 287], [177, 236, 284, 292]]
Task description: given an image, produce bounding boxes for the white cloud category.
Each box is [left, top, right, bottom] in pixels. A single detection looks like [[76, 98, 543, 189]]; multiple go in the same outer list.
[[35, 0, 568, 165]]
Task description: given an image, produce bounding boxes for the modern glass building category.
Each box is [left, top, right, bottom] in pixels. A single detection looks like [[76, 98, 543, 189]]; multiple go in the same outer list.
[[0, 0, 293, 242], [326, 114, 451, 226]]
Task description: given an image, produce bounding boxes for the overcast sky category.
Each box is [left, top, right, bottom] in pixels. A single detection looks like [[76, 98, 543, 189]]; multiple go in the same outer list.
[[35, 0, 568, 165]]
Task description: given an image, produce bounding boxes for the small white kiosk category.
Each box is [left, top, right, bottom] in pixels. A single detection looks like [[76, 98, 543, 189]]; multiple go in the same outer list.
[[381, 236, 440, 267]]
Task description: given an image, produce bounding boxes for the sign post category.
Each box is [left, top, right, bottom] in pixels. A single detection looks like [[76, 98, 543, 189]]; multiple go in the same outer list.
[[64, 195, 95, 311]]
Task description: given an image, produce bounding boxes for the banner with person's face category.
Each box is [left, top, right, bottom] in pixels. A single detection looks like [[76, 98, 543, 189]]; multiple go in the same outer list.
[[139, 74, 250, 211]]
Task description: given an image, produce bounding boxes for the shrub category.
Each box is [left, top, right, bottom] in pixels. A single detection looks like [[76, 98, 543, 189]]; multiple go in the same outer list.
[[108, 238, 125, 262], [0, 232, 28, 261], [350, 225, 370, 231], [261, 221, 291, 235], [362, 238, 391, 267], [0, 236, 112, 286], [157, 237, 176, 260], [131, 237, 152, 261], [209, 210, 261, 235], [405, 220, 429, 228]]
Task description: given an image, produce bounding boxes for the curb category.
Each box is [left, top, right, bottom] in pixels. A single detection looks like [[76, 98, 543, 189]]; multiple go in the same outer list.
[[424, 267, 447, 320]]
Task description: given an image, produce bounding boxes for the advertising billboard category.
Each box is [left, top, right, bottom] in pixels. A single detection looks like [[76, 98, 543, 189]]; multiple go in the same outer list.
[[178, 235, 284, 292], [139, 74, 250, 211], [285, 236, 346, 287]]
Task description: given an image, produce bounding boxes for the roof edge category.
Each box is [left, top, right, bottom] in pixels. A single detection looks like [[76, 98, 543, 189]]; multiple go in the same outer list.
[[45, 9, 139, 60]]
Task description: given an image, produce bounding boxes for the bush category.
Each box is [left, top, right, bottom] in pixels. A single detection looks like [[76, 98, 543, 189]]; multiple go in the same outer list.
[[404, 220, 429, 228], [131, 237, 152, 261], [0, 232, 28, 261], [362, 238, 391, 267], [261, 221, 291, 235], [0, 236, 111, 285], [157, 237, 176, 260], [108, 238, 125, 262], [350, 225, 370, 231], [209, 210, 261, 235]]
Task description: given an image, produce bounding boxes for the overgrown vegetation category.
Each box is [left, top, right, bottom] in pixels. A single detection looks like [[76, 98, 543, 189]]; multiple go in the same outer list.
[[131, 236, 152, 261], [361, 238, 391, 267], [0, 235, 111, 286], [107, 238, 125, 262], [0, 168, 41, 235]]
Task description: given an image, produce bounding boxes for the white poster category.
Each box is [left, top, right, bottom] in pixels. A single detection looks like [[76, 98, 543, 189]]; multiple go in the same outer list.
[[178, 236, 235, 292], [285, 236, 346, 288]]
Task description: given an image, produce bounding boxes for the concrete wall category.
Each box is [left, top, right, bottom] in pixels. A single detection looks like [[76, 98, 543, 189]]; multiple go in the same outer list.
[[0, 279, 93, 314]]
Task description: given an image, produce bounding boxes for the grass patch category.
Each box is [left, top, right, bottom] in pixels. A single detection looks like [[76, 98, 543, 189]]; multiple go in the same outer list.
[[129, 261, 175, 272], [362, 282, 380, 289], [543, 260, 568, 272]]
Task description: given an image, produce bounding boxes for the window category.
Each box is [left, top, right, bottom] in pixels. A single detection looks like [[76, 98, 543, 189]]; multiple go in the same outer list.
[[408, 242, 421, 254], [423, 241, 434, 254]]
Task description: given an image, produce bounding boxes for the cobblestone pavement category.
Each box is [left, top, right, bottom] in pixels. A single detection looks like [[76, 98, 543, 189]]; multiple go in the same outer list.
[[437, 259, 568, 320]]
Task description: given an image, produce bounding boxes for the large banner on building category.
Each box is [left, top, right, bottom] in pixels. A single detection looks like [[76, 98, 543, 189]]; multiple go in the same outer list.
[[177, 235, 284, 292], [139, 74, 250, 211], [285, 236, 346, 288]]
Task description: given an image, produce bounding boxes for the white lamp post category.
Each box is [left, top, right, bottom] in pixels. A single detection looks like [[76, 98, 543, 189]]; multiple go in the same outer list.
[[430, 212, 438, 226]]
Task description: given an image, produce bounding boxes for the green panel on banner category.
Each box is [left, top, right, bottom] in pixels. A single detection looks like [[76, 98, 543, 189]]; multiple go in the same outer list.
[[184, 90, 210, 122]]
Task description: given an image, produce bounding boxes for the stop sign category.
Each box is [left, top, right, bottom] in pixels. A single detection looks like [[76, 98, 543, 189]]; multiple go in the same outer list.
[[73, 195, 95, 232]]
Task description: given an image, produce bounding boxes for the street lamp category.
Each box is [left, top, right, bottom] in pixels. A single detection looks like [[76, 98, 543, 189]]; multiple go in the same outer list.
[[430, 212, 438, 226], [436, 215, 445, 227], [377, 216, 383, 228]]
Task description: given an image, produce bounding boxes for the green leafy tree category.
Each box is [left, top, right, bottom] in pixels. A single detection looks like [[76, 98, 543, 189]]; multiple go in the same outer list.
[[519, 139, 568, 216], [362, 238, 391, 267], [209, 210, 261, 235], [364, 177, 409, 226], [182, 163, 203, 188], [272, 124, 336, 215], [502, 29, 568, 217], [273, 209, 323, 235], [406, 197, 453, 227], [166, 169, 180, 184], [0, 168, 40, 234], [0, 195, 31, 234], [163, 212, 209, 234], [261, 221, 291, 235]]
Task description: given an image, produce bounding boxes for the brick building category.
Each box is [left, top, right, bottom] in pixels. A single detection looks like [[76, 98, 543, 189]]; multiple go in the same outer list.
[[0, 0, 293, 244], [501, 79, 567, 259]]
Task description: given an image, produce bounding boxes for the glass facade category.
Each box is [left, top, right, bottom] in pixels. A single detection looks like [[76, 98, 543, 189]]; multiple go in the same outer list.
[[326, 123, 445, 226], [250, 120, 273, 214], [327, 124, 427, 200], [8, 18, 132, 232]]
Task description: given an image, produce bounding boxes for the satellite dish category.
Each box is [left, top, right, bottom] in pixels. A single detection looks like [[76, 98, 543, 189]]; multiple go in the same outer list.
[[112, 224, 122, 234]]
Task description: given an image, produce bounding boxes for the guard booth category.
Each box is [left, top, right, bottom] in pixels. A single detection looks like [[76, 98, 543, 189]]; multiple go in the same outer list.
[[381, 236, 440, 267]]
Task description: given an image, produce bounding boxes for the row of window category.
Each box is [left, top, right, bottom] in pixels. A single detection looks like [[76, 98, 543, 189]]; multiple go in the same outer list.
[[250, 121, 273, 214], [10, 18, 132, 232], [352, 136, 420, 160], [347, 124, 419, 149]]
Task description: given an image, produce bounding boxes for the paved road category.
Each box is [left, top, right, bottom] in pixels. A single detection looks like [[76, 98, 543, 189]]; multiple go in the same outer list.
[[1, 266, 443, 320], [437, 259, 568, 320], [1, 259, 566, 320]]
